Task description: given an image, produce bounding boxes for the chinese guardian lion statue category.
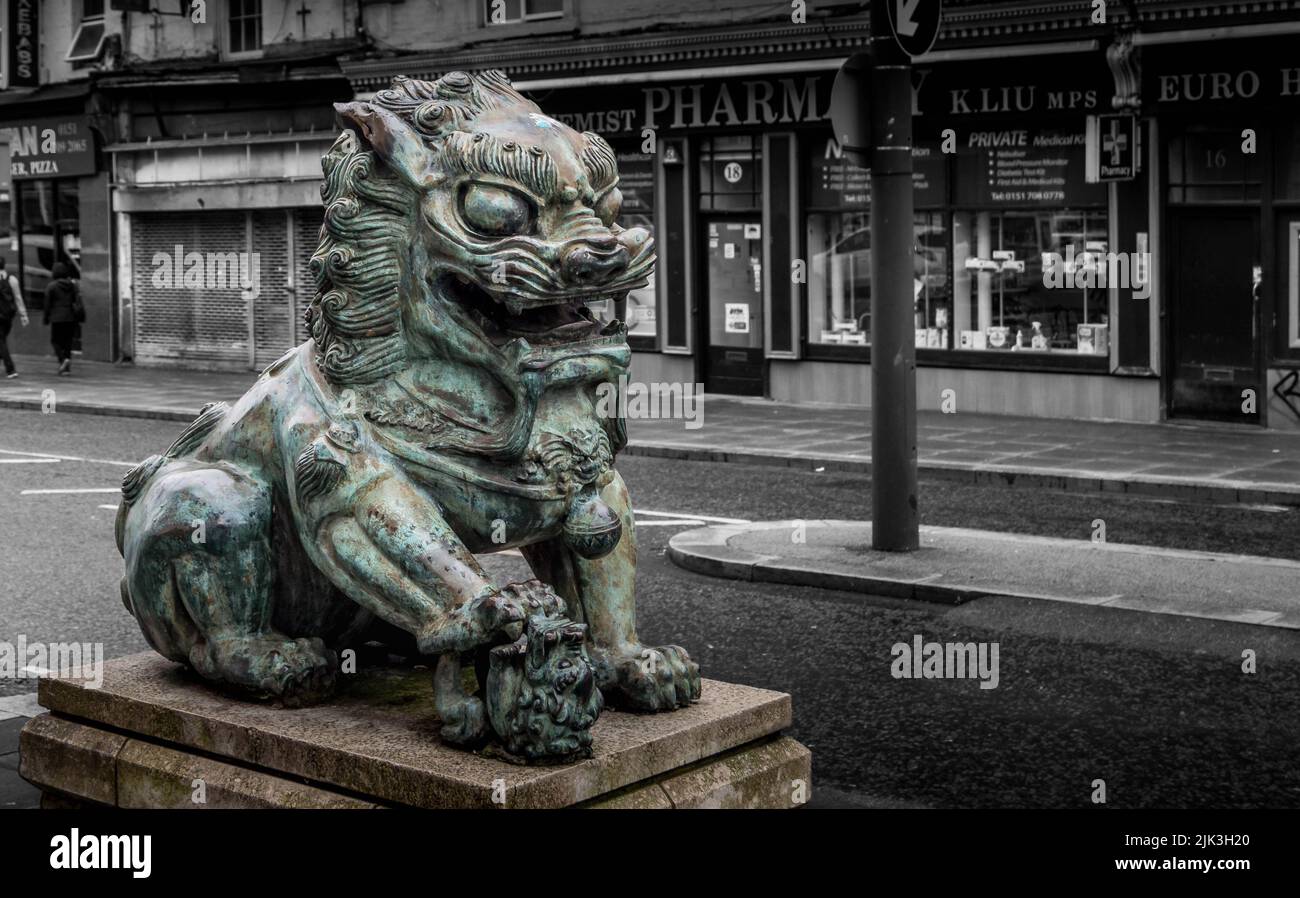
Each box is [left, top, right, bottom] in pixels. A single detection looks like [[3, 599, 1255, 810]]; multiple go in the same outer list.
[[115, 70, 700, 763]]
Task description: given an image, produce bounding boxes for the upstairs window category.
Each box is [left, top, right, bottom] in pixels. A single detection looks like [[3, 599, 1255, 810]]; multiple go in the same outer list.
[[229, 0, 264, 54], [484, 0, 564, 25], [67, 0, 107, 63]]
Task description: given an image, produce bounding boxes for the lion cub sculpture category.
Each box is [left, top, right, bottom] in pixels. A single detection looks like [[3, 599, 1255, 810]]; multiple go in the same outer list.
[[116, 70, 700, 763]]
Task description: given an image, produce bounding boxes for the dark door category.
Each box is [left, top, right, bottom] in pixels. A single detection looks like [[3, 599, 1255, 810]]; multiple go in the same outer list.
[[701, 217, 764, 395], [1168, 209, 1261, 422]]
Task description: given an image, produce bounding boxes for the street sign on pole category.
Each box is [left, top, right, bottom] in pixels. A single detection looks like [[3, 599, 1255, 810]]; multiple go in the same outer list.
[[867, 0, 921, 552], [886, 0, 942, 58]]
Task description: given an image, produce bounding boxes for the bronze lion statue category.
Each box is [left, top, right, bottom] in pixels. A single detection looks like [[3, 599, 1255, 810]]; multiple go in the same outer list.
[[115, 70, 700, 762]]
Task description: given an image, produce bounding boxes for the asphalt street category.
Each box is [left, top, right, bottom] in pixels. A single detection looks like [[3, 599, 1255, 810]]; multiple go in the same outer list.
[[2, 407, 1299, 807]]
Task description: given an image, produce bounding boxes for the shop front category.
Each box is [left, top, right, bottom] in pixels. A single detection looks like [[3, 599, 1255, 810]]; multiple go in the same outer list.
[[1144, 36, 1300, 429], [0, 105, 112, 361], [530, 55, 1161, 421], [110, 132, 333, 371], [533, 75, 825, 395], [99, 61, 350, 372]]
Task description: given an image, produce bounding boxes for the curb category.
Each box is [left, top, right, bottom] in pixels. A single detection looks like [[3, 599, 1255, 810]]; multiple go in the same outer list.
[[6, 397, 1298, 508], [665, 524, 979, 606], [0, 398, 195, 422], [621, 442, 1300, 508], [667, 521, 1300, 629]]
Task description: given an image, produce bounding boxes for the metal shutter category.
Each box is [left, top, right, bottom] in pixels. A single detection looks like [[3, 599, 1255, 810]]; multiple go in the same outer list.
[[131, 208, 326, 370], [132, 211, 251, 368], [293, 206, 325, 345], [251, 210, 293, 369]]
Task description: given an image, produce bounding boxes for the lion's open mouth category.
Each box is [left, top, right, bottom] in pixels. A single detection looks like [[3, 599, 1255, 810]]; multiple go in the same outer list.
[[443, 273, 626, 347]]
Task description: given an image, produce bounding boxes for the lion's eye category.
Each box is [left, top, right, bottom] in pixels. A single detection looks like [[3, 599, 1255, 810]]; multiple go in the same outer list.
[[460, 183, 533, 238], [594, 188, 622, 227]]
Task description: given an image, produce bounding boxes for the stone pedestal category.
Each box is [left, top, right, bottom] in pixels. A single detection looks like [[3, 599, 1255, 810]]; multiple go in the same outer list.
[[19, 653, 811, 809]]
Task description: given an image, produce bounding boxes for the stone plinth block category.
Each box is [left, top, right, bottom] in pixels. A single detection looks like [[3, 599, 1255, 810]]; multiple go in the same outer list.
[[23, 652, 809, 809]]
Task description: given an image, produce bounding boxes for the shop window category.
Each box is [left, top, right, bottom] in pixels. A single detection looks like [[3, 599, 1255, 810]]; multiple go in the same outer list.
[[579, 144, 658, 340], [807, 212, 869, 344], [698, 136, 762, 211], [914, 211, 952, 349], [17, 180, 81, 313], [229, 0, 264, 54], [483, 0, 565, 25], [806, 212, 951, 347], [1168, 127, 1262, 203], [950, 209, 1108, 354], [67, 0, 107, 63]]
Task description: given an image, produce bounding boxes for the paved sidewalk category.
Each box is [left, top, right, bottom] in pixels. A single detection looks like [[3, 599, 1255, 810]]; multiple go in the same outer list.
[[2, 353, 1299, 504], [0, 354, 258, 420], [668, 520, 1300, 630], [0, 695, 42, 809]]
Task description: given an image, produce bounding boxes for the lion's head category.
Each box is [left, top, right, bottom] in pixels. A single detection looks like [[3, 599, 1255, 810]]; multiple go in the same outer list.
[[486, 612, 603, 762], [306, 70, 652, 389]]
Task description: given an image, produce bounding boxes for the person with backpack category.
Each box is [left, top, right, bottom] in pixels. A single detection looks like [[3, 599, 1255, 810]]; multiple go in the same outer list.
[[44, 262, 82, 377], [0, 256, 29, 379]]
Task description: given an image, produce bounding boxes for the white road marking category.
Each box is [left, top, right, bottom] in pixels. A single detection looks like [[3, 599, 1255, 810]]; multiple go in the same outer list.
[[635, 509, 751, 524], [21, 488, 121, 495], [98, 504, 119, 511], [636, 519, 707, 527], [0, 458, 59, 464], [0, 448, 136, 467]]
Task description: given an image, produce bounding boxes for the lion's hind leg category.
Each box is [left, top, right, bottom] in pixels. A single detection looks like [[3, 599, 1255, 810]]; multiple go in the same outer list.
[[121, 463, 338, 706]]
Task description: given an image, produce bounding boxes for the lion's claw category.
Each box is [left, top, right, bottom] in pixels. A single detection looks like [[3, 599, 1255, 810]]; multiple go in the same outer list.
[[595, 643, 700, 711]]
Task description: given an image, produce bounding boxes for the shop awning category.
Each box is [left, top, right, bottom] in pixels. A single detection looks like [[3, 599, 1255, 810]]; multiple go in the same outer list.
[[0, 81, 91, 110]]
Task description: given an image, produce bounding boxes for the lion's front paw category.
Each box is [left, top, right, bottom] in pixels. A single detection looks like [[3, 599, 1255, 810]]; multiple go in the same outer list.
[[500, 579, 567, 618], [594, 644, 700, 712]]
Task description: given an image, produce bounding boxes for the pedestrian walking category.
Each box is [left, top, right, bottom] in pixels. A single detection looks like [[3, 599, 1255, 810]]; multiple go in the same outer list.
[[0, 256, 28, 379], [43, 262, 83, 377]]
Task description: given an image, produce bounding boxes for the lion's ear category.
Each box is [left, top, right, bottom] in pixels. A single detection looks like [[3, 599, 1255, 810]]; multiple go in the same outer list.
[[333, 101, 437, 188]]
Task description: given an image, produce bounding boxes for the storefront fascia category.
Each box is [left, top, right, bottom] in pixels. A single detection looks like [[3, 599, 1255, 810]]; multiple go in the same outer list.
[[532, 57, 1162, 422]]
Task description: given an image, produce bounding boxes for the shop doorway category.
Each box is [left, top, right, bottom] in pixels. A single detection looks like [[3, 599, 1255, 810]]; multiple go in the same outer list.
[[700, 217, 765, 395], [1167, 209, 1261, 422]]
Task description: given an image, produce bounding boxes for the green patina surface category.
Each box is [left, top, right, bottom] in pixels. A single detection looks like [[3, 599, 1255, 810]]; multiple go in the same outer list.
[[113, 71, 700, 762]]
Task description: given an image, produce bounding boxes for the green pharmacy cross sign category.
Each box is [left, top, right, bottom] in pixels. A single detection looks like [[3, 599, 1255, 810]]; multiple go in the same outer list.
[[1087, 113, 1138, 182]]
